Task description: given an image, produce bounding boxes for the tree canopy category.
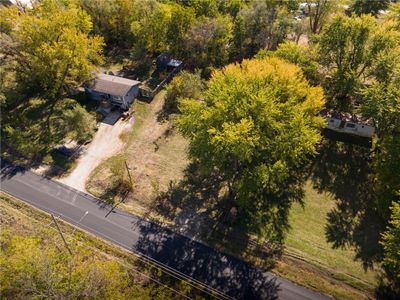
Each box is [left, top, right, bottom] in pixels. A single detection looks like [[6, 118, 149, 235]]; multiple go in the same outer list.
[[164, 70, 204, 113], [350, 0, 391, 16], [257, 41, 320, 85], [1, 0, 104, 100], [317, 14, 400, 110], [178, 57, 324, 239], [0, 0, 102, 158], [380, 201, 400, 295]]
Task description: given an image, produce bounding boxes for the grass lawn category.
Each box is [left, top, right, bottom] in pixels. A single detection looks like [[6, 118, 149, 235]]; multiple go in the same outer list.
[[275, 182, 378, 299]]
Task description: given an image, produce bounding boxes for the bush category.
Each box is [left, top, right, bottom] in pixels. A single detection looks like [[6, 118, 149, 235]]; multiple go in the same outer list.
[[164, 70, 204, 113]]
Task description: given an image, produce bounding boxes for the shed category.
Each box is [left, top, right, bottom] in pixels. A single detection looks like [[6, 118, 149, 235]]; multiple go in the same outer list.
[[156, 53, 183, 71], [85, 74, 141, 110]]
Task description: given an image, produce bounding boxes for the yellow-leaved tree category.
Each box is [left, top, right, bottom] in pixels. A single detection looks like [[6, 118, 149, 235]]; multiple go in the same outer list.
[[178, 57, 325, 241]]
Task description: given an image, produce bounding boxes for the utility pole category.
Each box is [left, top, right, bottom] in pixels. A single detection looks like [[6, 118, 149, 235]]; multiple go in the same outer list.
[[125, 160, 133, 187], [51, 214, 72, 256]]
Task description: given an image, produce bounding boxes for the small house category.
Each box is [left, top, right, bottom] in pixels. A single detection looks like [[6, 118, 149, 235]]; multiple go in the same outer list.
[[85, 74, 141, 110], [156, 53, 183, 72], [321, 109, 375, 138]]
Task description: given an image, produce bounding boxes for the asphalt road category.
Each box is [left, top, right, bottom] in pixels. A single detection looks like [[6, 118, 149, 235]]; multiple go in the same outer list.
[[0, 161, 329, 300]]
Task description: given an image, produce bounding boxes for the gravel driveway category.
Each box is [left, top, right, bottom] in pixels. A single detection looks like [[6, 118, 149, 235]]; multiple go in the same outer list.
[[58, 118, 130, 191]]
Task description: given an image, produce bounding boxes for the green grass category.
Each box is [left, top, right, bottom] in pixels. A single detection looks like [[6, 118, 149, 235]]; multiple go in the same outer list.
[[284, 182, 378, 292]]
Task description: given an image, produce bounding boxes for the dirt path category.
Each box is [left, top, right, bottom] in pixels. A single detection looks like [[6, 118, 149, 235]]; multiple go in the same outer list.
[[58, 119, 129, 191]]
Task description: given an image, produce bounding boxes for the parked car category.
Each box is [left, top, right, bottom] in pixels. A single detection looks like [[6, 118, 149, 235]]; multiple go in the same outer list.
[[122, 111, 131, 120]]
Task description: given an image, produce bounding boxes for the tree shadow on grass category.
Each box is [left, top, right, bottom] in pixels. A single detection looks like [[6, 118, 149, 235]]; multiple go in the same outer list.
[[153, 163, 283, 270], [311, 138, 385, 268]]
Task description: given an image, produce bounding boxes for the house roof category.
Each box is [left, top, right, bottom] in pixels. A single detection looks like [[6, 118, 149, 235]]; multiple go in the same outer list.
[[90, 74, 141, 97]]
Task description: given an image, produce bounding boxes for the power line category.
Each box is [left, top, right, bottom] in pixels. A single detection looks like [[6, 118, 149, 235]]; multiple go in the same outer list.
[[4, 192, 234, 300], [67, 217, 234, 300], [128, 248, 235, 300], [48, 213, 231, 300]]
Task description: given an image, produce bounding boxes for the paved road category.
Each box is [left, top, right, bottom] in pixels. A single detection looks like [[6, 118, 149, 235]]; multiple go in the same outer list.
[[0, 161, 329, 300]]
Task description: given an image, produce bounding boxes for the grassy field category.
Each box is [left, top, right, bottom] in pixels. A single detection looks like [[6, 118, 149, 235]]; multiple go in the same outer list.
[[85, 91, 377, 299], [285, 183, 377, 289], [273, 182, 378, 299]]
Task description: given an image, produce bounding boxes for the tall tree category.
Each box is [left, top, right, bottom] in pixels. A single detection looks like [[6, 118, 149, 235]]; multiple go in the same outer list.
[[257, 41, 320, 85], [351, 0, 391, 16], [131, 2, 172, 55], [0, 0, 104, 100], [0, 0, 103, 156], [178, 57, 325, 240], [164, 70, 204, 113], [184, 15, 233, 73], [305, 0, 337, 34], [233, 1, 294, 58], [166, 4, 196, 58], [77, 0, 140, 48], [361, 73, 400, 227], [317, 14, 400, 110]]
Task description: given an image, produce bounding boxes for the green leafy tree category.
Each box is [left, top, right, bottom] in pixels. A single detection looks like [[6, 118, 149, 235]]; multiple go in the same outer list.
[[166, 4, 196, 58], [184, 15, 233, 73], [305, 0, 338, 34], [132, 3, 172, 55], [3, 98, 95, 158], [361, 74, 400, 231], [178, 57, 325, 240], [380, 201, 400, 295], [0, 0, 102, 157], [164, 70, 204, 113], [233, 1, 294, 58], [318, 14, 400, 110], [351, 0, 391, 16], [78, 0, 141, 48], [183, 0, 219, 17], [258, 41, 320, 85], [0, 0, 104, 100], [217, 0, 246, 17]]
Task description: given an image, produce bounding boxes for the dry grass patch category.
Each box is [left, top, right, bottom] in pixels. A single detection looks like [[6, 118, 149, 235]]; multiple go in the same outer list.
[[87, 92, 189, 218]]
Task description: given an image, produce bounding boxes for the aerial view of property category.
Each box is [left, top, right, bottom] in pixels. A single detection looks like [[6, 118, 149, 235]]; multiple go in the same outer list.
[[1, 0, 399, 299]]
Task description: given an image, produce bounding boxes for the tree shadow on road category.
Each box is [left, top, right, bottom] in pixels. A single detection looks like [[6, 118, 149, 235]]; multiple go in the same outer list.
[[131, 218, 280, 299], [0, 159, 27, 180]]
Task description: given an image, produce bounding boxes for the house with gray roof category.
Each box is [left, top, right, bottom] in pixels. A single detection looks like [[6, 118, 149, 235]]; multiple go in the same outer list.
[[85, 74, 141, 110]]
